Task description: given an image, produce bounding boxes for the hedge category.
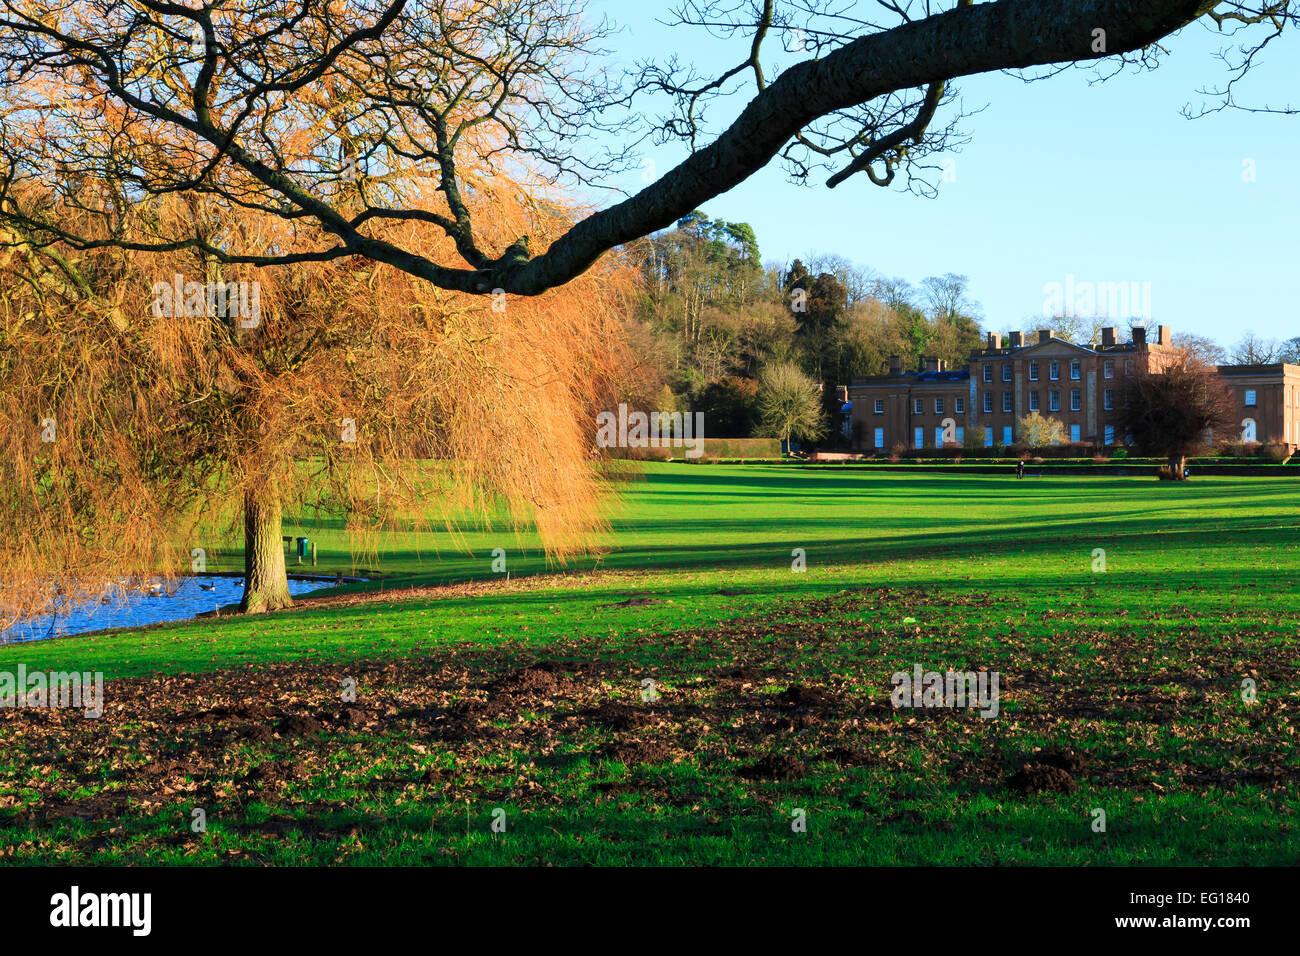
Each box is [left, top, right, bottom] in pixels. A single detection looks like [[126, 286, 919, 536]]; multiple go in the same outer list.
[[606, 437, 781, 460]]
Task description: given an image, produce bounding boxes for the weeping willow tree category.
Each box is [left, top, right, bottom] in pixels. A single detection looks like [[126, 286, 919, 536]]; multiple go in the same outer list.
[[0, 0, 652, 629], [0, 175, 635, 627]]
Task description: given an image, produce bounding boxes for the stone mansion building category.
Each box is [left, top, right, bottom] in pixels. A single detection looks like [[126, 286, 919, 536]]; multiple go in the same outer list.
[[848, 325, 1300, 452]]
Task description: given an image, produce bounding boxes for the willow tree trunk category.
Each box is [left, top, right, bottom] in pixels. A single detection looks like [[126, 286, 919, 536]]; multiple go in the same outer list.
[[1167, 454, 1187, 481], [240, 485, 293, 613]]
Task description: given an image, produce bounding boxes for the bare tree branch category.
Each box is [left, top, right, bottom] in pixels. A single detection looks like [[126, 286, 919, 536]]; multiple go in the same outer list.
[[0, 0, 1257, 299]]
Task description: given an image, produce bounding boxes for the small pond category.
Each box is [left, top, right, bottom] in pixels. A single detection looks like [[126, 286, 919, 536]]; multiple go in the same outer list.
[[1, 576, 342, 644]]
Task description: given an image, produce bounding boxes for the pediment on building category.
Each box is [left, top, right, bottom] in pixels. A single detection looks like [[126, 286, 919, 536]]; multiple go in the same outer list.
[[1013, 338, 1097, 358]]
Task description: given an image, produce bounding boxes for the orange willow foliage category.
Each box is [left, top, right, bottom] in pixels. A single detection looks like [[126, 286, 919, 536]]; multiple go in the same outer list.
[[0, 175, 638, 631]]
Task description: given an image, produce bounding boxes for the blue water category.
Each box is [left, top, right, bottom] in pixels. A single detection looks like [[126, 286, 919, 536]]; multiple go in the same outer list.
[[1, 576, 339, 643]]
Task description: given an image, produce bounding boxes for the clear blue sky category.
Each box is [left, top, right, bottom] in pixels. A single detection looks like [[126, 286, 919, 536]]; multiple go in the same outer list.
[[590, 2, 1299, 345]]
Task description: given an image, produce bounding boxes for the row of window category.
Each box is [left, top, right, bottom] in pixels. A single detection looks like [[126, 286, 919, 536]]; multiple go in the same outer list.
[[980, 358, 1128, 383], [872, 424, 1119, 449], [873, 397, 971, 415], [1028, 390, 1082, 412], [874, 385, 1260, 417], [980, 389, 1116, 413]]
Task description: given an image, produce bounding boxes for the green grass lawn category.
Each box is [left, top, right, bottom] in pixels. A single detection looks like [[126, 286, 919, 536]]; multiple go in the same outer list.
[[1, 464, 1297, 865]]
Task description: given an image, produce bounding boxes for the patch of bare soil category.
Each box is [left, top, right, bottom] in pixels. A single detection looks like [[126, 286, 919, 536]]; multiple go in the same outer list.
[[598, 740, 674, 765], [737, 754, 807, 780], [598, 597, 665, 608], [489, 663, 584, 697], [1008, 764, 1077, 794]]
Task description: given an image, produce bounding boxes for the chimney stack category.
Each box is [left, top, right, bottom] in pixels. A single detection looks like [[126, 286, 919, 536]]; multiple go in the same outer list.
[[1155, 324, 1171, 346], [987, 332, 1002, 351], [888, 355, 901, 376], [1101, 327, 1116, 348], [1132, 325, 1147, 346], [924, 356, 940, 373], [1008, 331, 1023, 348], [1038, 329, 1053, 344]]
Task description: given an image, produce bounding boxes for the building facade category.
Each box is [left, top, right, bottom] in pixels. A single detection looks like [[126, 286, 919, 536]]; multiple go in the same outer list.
[[849, 325, 1299, 453], [1216, 363, 1300, 449]]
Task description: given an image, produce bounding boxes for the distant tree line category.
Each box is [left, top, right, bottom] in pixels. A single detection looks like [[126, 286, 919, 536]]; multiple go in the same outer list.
[[624, 211, 984, 445]]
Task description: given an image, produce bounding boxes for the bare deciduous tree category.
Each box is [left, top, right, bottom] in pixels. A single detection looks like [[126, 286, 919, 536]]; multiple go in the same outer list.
[[1230, 330, 1282, 364], [1172, 331, 1227, 365], [1116, 351, 1236, 479], [920, 273, 979, 325], [0, 0, 1289, 298]]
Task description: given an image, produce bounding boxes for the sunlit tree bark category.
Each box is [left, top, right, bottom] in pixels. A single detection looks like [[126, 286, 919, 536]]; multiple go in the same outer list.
[[240, 482, 292, 613]]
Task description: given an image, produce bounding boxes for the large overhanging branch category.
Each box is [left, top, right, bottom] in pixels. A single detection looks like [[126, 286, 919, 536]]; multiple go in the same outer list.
[[498, 0, 1222, 294], [0, 0, 1230, 297]]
